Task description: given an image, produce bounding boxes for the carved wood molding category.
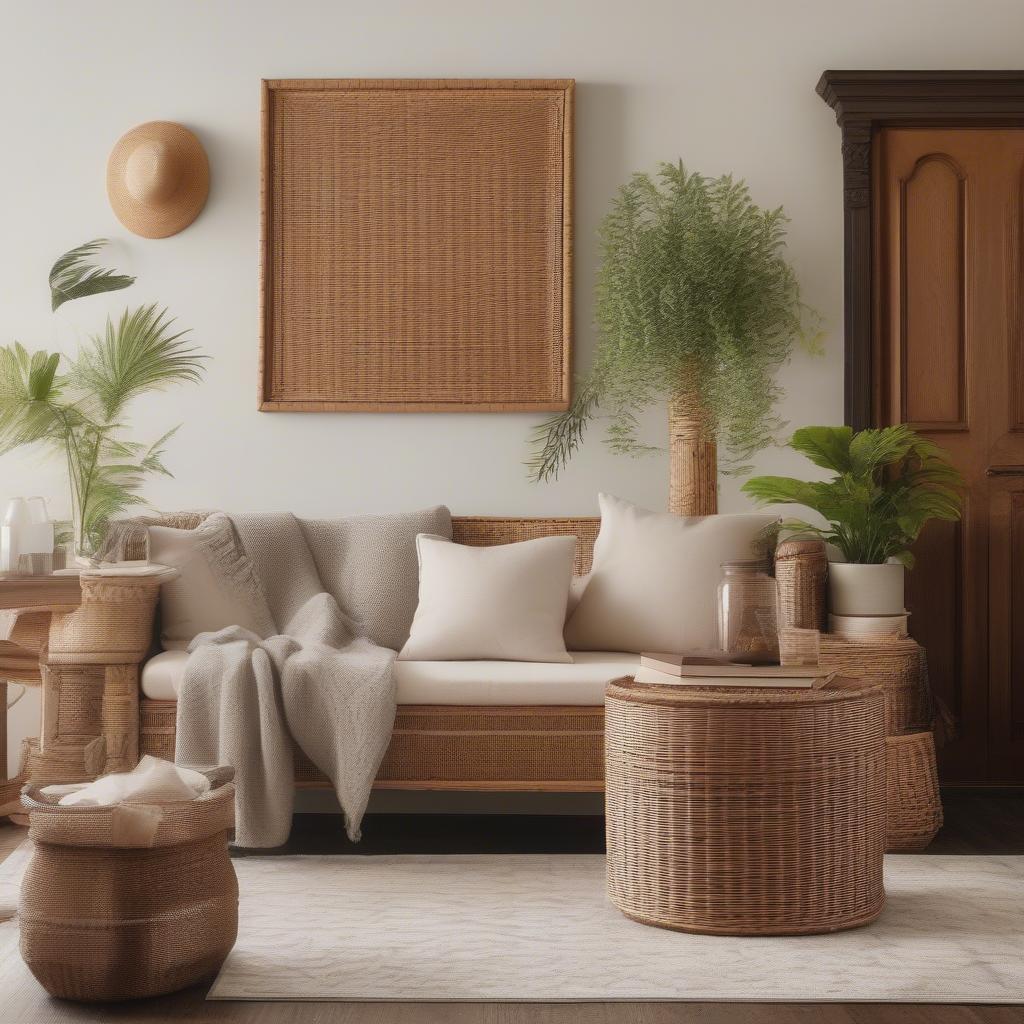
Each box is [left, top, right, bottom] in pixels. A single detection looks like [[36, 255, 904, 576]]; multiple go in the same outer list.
[[816, 70, 1024, 429]]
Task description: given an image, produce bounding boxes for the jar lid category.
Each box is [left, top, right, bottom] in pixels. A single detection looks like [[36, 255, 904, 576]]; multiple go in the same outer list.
[[720, 558, 770, 572]]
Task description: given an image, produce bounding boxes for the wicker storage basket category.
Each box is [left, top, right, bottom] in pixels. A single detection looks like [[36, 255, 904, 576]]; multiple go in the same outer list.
[[605, 675, 886, 936], [47, 575, 162, 666], [818, 635, 932, 734], [886, 730, 943, 852], [19, 768, 237, 1002], [774, 539, 827, 631]]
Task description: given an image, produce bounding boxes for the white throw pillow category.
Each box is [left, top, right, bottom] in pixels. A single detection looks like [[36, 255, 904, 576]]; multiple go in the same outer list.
[[564, 493, 778, 654], [149, 517, 269, 650], [399, 534, 576, 663]]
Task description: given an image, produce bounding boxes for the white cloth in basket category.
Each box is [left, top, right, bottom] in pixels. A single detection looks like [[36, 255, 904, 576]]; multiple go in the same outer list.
[[41, 756, 210, 807]]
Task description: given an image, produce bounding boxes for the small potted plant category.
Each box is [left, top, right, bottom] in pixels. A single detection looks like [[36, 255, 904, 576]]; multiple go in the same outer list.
[[741, 425, 963, 617], [0, 240, 205, 560]]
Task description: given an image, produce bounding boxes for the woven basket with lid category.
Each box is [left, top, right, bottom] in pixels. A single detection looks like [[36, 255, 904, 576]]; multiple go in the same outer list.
[[605, 674, 887, 936]]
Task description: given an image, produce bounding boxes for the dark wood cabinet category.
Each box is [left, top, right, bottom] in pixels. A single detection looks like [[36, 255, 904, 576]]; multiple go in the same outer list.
[[819, 74, 1024, 783]]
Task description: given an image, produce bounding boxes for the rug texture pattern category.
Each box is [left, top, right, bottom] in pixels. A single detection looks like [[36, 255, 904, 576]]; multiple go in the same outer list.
[[1, 849, 1022, 1003], [218, 853, 1023, 1002]]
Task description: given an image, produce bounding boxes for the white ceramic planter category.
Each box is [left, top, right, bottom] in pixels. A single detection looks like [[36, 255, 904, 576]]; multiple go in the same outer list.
[[827, 561, 905, 617], [828, 612, 909, 638]]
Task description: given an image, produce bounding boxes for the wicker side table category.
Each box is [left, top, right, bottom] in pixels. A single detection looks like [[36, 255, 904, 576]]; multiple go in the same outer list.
[[605, 675, 887, 936]]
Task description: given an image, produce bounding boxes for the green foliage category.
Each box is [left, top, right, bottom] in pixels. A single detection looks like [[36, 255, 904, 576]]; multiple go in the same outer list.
[[73, 304, 203, 421], [528, 161, 819, 481], [2, 241, 205, 556], [741, 425, 963, 567], [49, 239, 135, 311]]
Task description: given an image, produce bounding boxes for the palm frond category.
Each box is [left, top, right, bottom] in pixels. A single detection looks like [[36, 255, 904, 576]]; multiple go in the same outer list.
[[788, 425, 854, 473], [49, 240, 135, 312], [0, 343, 67, 452], [71, 304, 206, 420]]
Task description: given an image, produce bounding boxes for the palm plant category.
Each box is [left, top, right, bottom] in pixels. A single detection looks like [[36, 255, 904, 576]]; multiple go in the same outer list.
[[0, 241, 205, 557], [741, 425, 963, 566], [528, 161, 819, 514]]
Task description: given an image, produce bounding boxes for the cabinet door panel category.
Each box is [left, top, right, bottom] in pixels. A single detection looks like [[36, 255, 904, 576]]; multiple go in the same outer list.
[[877, 128, 1024, 781]]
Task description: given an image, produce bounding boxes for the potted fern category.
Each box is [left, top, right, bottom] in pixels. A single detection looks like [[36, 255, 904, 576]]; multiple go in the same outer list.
[[741, 425, 963, 617], [528, 161, 819, 512], [0, 240, 205, 560]]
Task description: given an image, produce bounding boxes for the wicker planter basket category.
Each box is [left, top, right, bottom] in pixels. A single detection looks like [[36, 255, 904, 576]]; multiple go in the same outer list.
[[605, 675, 887, 936], [886, 730, 943, 852], [818, 635, 932, 735], [19, 768, 238, 1002]]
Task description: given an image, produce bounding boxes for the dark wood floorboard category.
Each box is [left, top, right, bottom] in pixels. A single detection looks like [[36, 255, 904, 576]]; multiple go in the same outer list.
[[2, 790, 1023, 1023]]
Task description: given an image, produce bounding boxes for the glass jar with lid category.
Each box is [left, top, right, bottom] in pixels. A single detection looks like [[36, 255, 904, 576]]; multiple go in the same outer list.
[[717, 560, 779, 664]]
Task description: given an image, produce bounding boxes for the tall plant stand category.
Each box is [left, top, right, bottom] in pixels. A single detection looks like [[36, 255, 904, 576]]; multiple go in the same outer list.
[[668, 393, 717, 516]]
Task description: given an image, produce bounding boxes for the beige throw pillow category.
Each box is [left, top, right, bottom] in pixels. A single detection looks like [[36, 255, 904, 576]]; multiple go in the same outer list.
[[399, 534, 576, 663], [149, 518, 269, 650], [564, 493, 778, 654]]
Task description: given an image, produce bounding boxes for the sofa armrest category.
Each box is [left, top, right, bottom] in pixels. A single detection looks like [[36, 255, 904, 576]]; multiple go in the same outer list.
[[774, 539, 828, 632]]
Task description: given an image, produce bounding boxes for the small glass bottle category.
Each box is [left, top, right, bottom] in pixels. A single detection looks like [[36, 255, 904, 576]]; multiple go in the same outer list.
[[717, 560, 779, 664]]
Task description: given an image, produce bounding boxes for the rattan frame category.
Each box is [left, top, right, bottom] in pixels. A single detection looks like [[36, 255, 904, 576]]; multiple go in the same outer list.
[[259, 78, 574, 413]]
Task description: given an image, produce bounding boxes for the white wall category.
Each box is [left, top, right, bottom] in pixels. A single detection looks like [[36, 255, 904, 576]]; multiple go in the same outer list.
[[5, 0, 1024, 774]]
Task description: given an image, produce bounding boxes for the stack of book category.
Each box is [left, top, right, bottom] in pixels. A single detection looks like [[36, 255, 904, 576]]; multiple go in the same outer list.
[[635, 652, 833, 689]]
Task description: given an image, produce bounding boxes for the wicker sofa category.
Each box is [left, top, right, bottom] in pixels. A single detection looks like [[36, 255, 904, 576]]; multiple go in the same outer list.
[[27, 514, 827, 794]]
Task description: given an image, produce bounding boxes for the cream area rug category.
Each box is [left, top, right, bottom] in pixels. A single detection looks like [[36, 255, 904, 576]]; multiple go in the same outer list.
[[2, 849, 1023, 1003]]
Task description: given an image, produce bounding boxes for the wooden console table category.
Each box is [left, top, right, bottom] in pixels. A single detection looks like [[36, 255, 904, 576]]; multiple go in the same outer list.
[[0, 571, 167, 818]]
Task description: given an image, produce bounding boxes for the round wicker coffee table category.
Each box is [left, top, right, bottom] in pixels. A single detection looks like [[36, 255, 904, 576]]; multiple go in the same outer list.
[[604, 675, 886, 936]]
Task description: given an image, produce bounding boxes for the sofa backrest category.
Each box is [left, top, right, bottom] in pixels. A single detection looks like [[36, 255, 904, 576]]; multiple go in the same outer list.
[[100, 512, 601, 576], [451, 517, 599, 576]]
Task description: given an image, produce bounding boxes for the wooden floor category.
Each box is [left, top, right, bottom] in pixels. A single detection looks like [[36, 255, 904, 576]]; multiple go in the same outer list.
[[1, 790, 1023, 1024]]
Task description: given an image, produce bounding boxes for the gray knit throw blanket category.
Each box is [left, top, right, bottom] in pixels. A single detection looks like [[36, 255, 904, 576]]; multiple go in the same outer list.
[[174, 513, 396, 848]]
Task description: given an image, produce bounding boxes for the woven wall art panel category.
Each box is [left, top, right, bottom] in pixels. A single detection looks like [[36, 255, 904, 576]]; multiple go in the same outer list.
[[260, 79, 573, 411]]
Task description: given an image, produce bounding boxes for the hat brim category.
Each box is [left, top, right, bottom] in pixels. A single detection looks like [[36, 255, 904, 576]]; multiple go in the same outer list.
[[107, 121, 209, 239]]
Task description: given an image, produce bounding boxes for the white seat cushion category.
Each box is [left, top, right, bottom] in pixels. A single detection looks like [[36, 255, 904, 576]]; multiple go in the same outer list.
[[392, 652, 640, 704], [140, 649, 640, 705], [141, 649, 189, 701]]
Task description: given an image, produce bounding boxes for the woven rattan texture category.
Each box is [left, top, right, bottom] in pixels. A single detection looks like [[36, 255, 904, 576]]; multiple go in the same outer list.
[[19, 780, 237, 1001], [452, 516, 598, 575], [604, 676, 887, 935], [375, 706, 603, 785], [140, 700, 605, 790], [886, 730, 943, 851], [818, 635, 932, 735], [94, 510, 212, 563], [261, 79, 573, 412], [775, 539, 828, 631]]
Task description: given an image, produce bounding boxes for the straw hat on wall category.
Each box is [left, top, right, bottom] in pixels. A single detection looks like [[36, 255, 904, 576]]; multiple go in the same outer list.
[[106, 121, 209, 238]]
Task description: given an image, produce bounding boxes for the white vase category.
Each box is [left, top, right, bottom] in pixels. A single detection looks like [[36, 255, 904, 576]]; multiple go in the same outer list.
[[827, 562, 905, 617], [1, 497, 30, 572]]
